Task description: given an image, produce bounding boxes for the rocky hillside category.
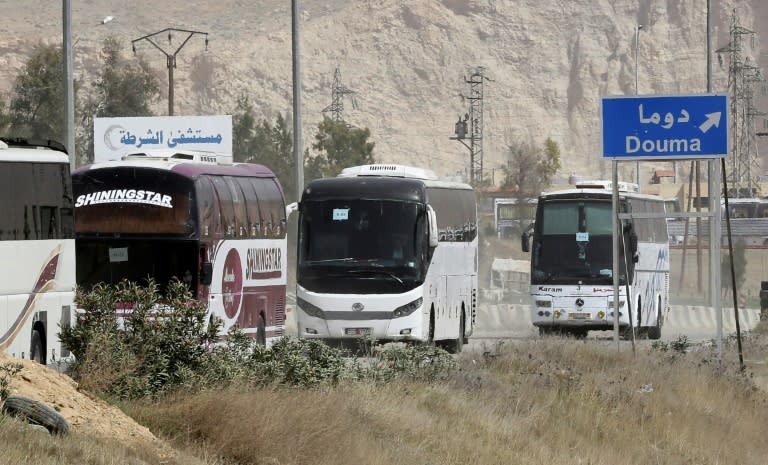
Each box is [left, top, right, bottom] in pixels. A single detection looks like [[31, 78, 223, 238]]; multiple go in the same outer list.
[[0, 0, 762, 183]]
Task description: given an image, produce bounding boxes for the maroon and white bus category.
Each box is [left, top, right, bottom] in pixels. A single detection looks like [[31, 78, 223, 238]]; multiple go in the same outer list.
[[71, 150, 287, 346]]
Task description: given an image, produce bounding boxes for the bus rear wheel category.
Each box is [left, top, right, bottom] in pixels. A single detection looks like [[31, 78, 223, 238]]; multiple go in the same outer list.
[[256, 315, 266, 347], [647, 299, 662, 340], [30, 329, 45, 365], [447, 312, 465, 354]]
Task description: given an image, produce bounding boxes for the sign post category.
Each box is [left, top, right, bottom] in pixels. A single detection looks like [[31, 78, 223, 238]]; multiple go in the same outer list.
[[601, 94, 728, 346]]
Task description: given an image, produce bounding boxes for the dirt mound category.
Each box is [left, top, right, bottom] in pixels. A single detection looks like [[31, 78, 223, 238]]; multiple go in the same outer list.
[[1, 352, 171, 454]]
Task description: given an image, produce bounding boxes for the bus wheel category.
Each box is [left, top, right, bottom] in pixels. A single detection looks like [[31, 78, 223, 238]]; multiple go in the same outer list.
[[647, 299, 662, 340], [256, 315, 267, 347], [447, 312, 465, 354], [428, 308, 435, 345], [30, 329, 45, 365]]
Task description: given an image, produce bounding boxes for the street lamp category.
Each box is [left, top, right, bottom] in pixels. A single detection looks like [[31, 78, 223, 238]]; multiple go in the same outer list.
[[64, 0, 114, 172], [132, 28, 209, 116], [634, 24, 643, 186]]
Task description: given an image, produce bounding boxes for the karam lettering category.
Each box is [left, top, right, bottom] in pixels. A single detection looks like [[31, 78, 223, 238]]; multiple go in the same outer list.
[[246, 247, 282, 278], [538, 287, 563, 292], [75, 190, 173, 208]]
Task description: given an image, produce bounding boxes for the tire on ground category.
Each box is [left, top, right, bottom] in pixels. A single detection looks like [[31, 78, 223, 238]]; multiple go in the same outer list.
[[2, 395, 70, 435]]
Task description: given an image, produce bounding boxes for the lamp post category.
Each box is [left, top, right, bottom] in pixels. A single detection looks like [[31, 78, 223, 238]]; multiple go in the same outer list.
[[132, 28, 209, 116], [63, 0, 74, 172], [63, 0, 113, 171], [634, 24, 642, 186]]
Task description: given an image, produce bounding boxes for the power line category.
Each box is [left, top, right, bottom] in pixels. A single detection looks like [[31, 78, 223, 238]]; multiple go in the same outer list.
[[131, 27, 209, 116]]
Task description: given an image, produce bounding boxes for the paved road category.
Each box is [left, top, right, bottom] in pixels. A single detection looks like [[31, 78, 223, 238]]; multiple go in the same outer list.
[[471, 302, 762, 344]]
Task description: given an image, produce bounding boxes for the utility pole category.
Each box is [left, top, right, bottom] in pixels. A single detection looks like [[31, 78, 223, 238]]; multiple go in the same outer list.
[[321, 67, 357, 125], [63, 0, 74, 171], [716, 11, 764, 198], [451, 66, 488, 186], [292, 0, 303, 200], [132, 28, 209, 116]]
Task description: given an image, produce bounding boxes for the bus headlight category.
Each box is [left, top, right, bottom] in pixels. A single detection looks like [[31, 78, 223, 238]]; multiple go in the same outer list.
[[608, 300, 625, 309], [535, 300, 552, 308], [393, 298, 423, 318], [297, 297, 325, 319], [553, 310, 562, 319]]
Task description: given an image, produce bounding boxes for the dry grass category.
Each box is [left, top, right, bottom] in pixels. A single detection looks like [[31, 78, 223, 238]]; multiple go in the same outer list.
[[4, 333, 768, 464], [0, 413, 208, 465], [119, 334, 768, 465]]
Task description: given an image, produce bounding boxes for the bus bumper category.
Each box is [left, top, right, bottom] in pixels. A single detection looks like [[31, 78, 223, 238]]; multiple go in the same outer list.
[[297, 309, 426, 342]]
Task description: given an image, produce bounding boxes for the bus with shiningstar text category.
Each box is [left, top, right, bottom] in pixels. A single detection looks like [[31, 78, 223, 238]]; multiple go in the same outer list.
[[294, 164, 478, 353], [521, 180, 669, 339], [0, 138, 76, 364], [71, 150, 287, 346]]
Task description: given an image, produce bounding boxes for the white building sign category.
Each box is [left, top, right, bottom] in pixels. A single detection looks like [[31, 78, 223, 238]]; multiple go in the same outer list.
[[93, 115, 232, 163]]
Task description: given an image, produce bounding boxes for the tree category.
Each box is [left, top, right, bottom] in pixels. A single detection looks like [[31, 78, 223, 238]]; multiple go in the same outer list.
[[78, 36, 160, 164], [503, 137, 561, 195], [310, 117, 375, 178], [232, 97, 296, 201], [8, 43, 72, 142], [502, 137, 561, 233], [722, 238, 747, 301], [0, 98, 10, 134]]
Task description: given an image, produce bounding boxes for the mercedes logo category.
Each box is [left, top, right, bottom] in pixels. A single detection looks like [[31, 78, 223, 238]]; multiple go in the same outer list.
[[575, 298, 584, 307], [351, 302, 364, 312]]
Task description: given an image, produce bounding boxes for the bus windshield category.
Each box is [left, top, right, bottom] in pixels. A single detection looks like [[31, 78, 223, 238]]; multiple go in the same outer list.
[[532, 199, 627, 285], [298, 199, 427, 293]]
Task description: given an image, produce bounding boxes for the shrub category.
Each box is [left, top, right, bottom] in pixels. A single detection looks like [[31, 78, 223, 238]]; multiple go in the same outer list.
[[0, 362, 22, 400], [61, 280, 457, 399], [60, 278, 220, 399]]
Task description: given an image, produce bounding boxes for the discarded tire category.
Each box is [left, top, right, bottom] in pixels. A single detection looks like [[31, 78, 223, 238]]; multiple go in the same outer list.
[[2, 395, 69, 435]]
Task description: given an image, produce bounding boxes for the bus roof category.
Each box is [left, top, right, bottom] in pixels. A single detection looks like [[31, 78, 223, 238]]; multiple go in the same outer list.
[[0, 138, 69, 164], [74, 157, 276, 179], [539, 187, 664, 202], [336, 164, 473, 191]]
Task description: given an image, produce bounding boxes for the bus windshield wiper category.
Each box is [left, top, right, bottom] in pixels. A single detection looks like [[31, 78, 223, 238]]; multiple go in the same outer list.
[[304, 258, 356, 264], [346, 269, 403, 284], [304, 258, 383, 266]]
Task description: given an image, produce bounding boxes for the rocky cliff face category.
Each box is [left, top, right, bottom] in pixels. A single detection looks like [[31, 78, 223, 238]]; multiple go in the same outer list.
[[0, 0, 760, 183]]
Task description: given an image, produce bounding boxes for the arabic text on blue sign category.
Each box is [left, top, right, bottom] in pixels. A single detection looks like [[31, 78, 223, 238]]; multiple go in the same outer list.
[[601, 94, 728, 160]]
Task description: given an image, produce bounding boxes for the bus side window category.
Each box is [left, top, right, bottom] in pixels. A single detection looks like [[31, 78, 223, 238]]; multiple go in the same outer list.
[[225, 176, 248, 237], [237, 177, 263, 238], [195, 176, 223, 238], [211, 176, 236, 238], [252, 178, 286, 238]]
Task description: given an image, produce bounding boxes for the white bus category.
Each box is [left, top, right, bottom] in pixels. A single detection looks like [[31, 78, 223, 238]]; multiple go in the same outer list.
[[0, 138, 76, 364], [72, 150, 288, 346], [521, 182, 669, 339], [295, 164, 478, 352], [494, 197, 537, 239]]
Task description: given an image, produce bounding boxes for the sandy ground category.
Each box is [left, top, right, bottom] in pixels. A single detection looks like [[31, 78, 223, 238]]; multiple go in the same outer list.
[[0, 351, 174, 456]]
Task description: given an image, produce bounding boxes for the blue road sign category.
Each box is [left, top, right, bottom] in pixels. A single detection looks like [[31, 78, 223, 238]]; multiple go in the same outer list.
[[601, 94, 728, 160]]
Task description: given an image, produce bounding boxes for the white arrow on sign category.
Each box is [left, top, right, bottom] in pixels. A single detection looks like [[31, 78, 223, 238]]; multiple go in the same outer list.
[[698, 112, 722, 134]]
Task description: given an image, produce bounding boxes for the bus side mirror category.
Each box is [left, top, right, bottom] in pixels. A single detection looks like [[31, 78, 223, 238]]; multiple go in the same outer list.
[[521, 231, 531, 253], [427, 205, 439, 248], [201, 261, 213, 286], [630, 233, 639, 263], [285, 202, 299, 218], [521, 223, 534, 253]]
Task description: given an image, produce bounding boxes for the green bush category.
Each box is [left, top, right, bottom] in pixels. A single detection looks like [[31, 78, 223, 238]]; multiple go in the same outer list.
[[60, 278, 220, 399], [0, 362, 22, 400], [61, 280, 457, 399]]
